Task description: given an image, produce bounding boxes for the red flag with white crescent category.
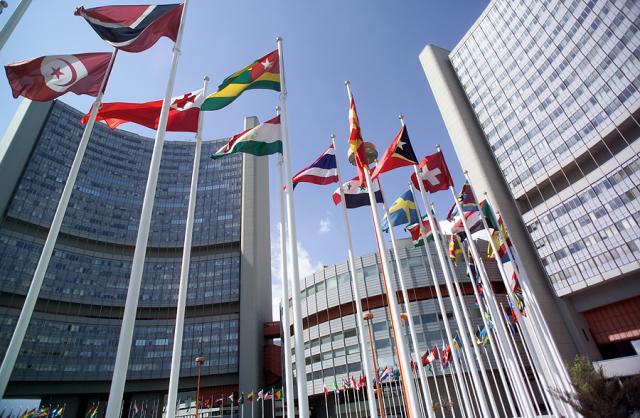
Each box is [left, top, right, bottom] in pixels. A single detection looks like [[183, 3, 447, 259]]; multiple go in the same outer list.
[[5, 53, 113, 102]]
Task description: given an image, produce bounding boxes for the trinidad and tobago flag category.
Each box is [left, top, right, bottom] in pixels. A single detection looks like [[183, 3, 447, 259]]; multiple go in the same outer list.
[[75, 4, 183, 53]]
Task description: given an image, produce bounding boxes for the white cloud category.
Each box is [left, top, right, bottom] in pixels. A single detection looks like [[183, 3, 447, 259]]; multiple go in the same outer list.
[[319, 218, 331, 233], [270, 225, 323, 320]]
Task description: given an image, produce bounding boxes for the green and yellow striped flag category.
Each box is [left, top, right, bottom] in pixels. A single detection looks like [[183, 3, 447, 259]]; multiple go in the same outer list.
[[202, 50, 280, 111]]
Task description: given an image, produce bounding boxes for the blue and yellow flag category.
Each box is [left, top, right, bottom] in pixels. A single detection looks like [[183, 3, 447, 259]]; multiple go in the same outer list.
[[382, 190, 419, 231]]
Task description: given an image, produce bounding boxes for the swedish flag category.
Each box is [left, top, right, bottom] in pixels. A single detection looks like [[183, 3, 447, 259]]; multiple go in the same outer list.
[[382, 190, 419, 231]]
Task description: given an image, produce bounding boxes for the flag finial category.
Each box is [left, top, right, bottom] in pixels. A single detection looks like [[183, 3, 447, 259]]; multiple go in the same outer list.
[[435, 144, 441, 151], [203, 75, 209, 82], [276, 36, 282, 41], [398, 114, 404, 120], [344, 80, 350, 86], [330, 133, 336, 140]]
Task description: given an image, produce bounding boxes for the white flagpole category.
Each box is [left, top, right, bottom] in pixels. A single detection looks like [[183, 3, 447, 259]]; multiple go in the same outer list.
[[426, 363, 445, 418], [375, 173, 436, 418], [166, 75, 209, 418], [336, 389, 341, 418], [515, 319, 552, 416], [343, 81, 421, 418], [411, 169, 493, 417], [457, 240, 518, 418], [0, 47, 118, 398], [435, 229, 500, 416], [324, 392, 329, 418], [353, 385, 361, 418], [343, 386, 352, 418], [105, 2, 189, 416], [276, 36, 309, 418], [442, 170, 536, 417], [331, 135, 379, 418], [0, 0, 32, 50], [478, 330, 508, 418], [410, 179, 475, 418], [251, 398, 254, 418], [277, 151, 295, 418], [446, 361, 466, 418], [438, 361, 459, 418], [271, 391, 275, 418]]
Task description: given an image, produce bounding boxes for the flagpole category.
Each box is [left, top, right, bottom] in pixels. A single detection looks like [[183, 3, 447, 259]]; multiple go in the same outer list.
[[0, 47, 118, 399], [331, 134, 379, 418], [477, 327, 508, 418], [374, 171, 435, 418], [277, 149, 295, 418], [440, 165, 536, 417], [409, 178, 475, 418], [324, 392, 329, 418], [343, 81, 420, 418], [105, 2, 189, 417], [457, 239, 518, 417], [276, 36, 310, 418], [166, 74, 209, 418]]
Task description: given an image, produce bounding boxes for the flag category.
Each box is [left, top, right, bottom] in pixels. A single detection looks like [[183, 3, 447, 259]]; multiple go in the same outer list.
[[274, 390, 282, 401], [359, 375, 367, 388], [480, 200, 499, 230], [227, 394, 234, 404], [405, 218, 433, 247], [351, 376, 358, 390], [36, 409, 48, 418], [214, 398, 224, 406], [475, 326, 490, 347], [441, 344, 452, 368], [452, 335, 463, 351], [323, 385, 329, 395], [347, 93, 369, 186], [263, 391, 273, 401], [238, 393, 244, 405], [332, 175, 383, 209], [410, 151, 454, 193], [81, 88, 204, 133], [52, 406, 65, 418], [450, 210, 483, 237], [488, 230, 510, 263], [291, 144, 338, 189], [132, 402, 139, 415], [5, 53, 113, 102], [382, 190, 419, 231], [247, 392, 254, 403], [421, 349, 435, 366], [332, 382, 339, 394], [378, 367, 389, 382], [448, 235, 462, 265], [371, 125, 418, 180], [22, 409, 36, 418], [211, 115, 282, 159], [202, 50, 280, 111], [343, 378, 350, 390], [257, 390, 264, 400], [75, 4, 182, 52]]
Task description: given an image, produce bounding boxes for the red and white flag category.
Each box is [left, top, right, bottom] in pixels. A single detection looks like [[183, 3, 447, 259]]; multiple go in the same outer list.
[[81, 89, 205, 133], [410, 151, 454, 193], [5, 52, 113, 102]]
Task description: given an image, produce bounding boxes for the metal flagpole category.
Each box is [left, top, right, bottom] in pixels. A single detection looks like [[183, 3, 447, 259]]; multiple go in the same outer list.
[[0, 47, 118, 399], [324, 392, 329, 418], [353, 384, 361, 418], [277, 150, 295, 418], [251, 397, 254, 418], [166, 74, 209, 418], [409, 180, 475, 418], [458, 242, 518, 418], [276, 36, 309, 418], [435, 230, 500, 416], [336, 388, 341, 418], [427, 363, 445, 418], [412, 168, 492, 418], [105, 3, 189, 417], [442, 169, 536, 418], [261, 395, 264, 418], [343, 83, 420, 418], [331, 134, 379, 418], [458, 360, 480, 418], [478, 329, 508, 418], [446, 361, 466, 418], [515, 319, 552, 416], [343, 386, 351, 418], [271, 391, 275, 418], [375, 172, 436, 418]]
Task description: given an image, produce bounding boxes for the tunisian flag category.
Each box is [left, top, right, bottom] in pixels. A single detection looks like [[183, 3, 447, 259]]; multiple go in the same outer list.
[[5, 53, 113, 101], [81, 89, 205, 133]]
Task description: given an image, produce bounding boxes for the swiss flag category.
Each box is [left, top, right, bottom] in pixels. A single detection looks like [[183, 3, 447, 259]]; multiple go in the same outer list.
[[82, 89, 205, 133], [410, 151, 454, 193], [5, 52, 113, 102]]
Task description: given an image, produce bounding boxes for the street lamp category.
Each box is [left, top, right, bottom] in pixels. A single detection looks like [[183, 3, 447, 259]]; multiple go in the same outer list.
[[194, 357, 206, 418], [363, 312, 385, 418]]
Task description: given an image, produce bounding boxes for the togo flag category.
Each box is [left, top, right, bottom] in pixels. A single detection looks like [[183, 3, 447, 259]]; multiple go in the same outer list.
[[211, 116, 282, 159]]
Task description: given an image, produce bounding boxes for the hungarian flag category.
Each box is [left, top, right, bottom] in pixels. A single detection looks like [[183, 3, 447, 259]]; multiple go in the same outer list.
[[292, 144, 338, 189], [202, 50, 280, 111], [211, 116, 282, 159], [5, 52, 113, 102], [348, 93, 369, 186], [332, 176, 383, 209], [371, 125, 418, 180], [405, 218, 432, 247], [81, 88, 204, 132], [410, 151, 454, 193], [75, 4, 183, 52]]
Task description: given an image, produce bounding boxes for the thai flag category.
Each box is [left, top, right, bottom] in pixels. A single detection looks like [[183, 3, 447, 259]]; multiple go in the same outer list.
[[292, 145, 338, 189], [75, 4, 183, 53]]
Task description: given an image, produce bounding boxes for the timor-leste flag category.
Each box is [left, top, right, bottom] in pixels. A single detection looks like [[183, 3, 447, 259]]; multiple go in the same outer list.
[[371, 125, 418, 180], [348, 94, 369, 186], [81, 88, 204, 133], [201, 50, 280, 111]]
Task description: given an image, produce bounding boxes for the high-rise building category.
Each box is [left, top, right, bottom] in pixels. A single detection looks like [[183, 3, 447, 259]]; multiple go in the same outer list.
[[286, 237, 511, 417], [421, 0, 640, 374], [0, 100, 272, 414]]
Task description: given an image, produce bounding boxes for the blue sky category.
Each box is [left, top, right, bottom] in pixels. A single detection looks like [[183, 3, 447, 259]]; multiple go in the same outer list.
[[0, 0, 488, 318]]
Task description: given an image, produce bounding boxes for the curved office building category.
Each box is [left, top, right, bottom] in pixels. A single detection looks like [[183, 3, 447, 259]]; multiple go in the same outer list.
[[287, 237, 511, 416], [0, 100, 271, 415]]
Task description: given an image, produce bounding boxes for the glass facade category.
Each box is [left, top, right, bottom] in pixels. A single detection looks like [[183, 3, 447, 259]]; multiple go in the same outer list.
[[448, 0, 640, 294], [289, 241, 501, 396], [0, 101, 242, 381]]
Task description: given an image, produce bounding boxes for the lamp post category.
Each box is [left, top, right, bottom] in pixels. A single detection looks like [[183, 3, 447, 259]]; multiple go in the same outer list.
[[194, 357, 205, 418], [363, 312, 385, 418]]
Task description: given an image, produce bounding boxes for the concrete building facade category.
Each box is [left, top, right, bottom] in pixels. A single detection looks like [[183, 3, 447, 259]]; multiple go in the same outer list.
[[420, 0, 640, 371], [0, 100, 271, 414]]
